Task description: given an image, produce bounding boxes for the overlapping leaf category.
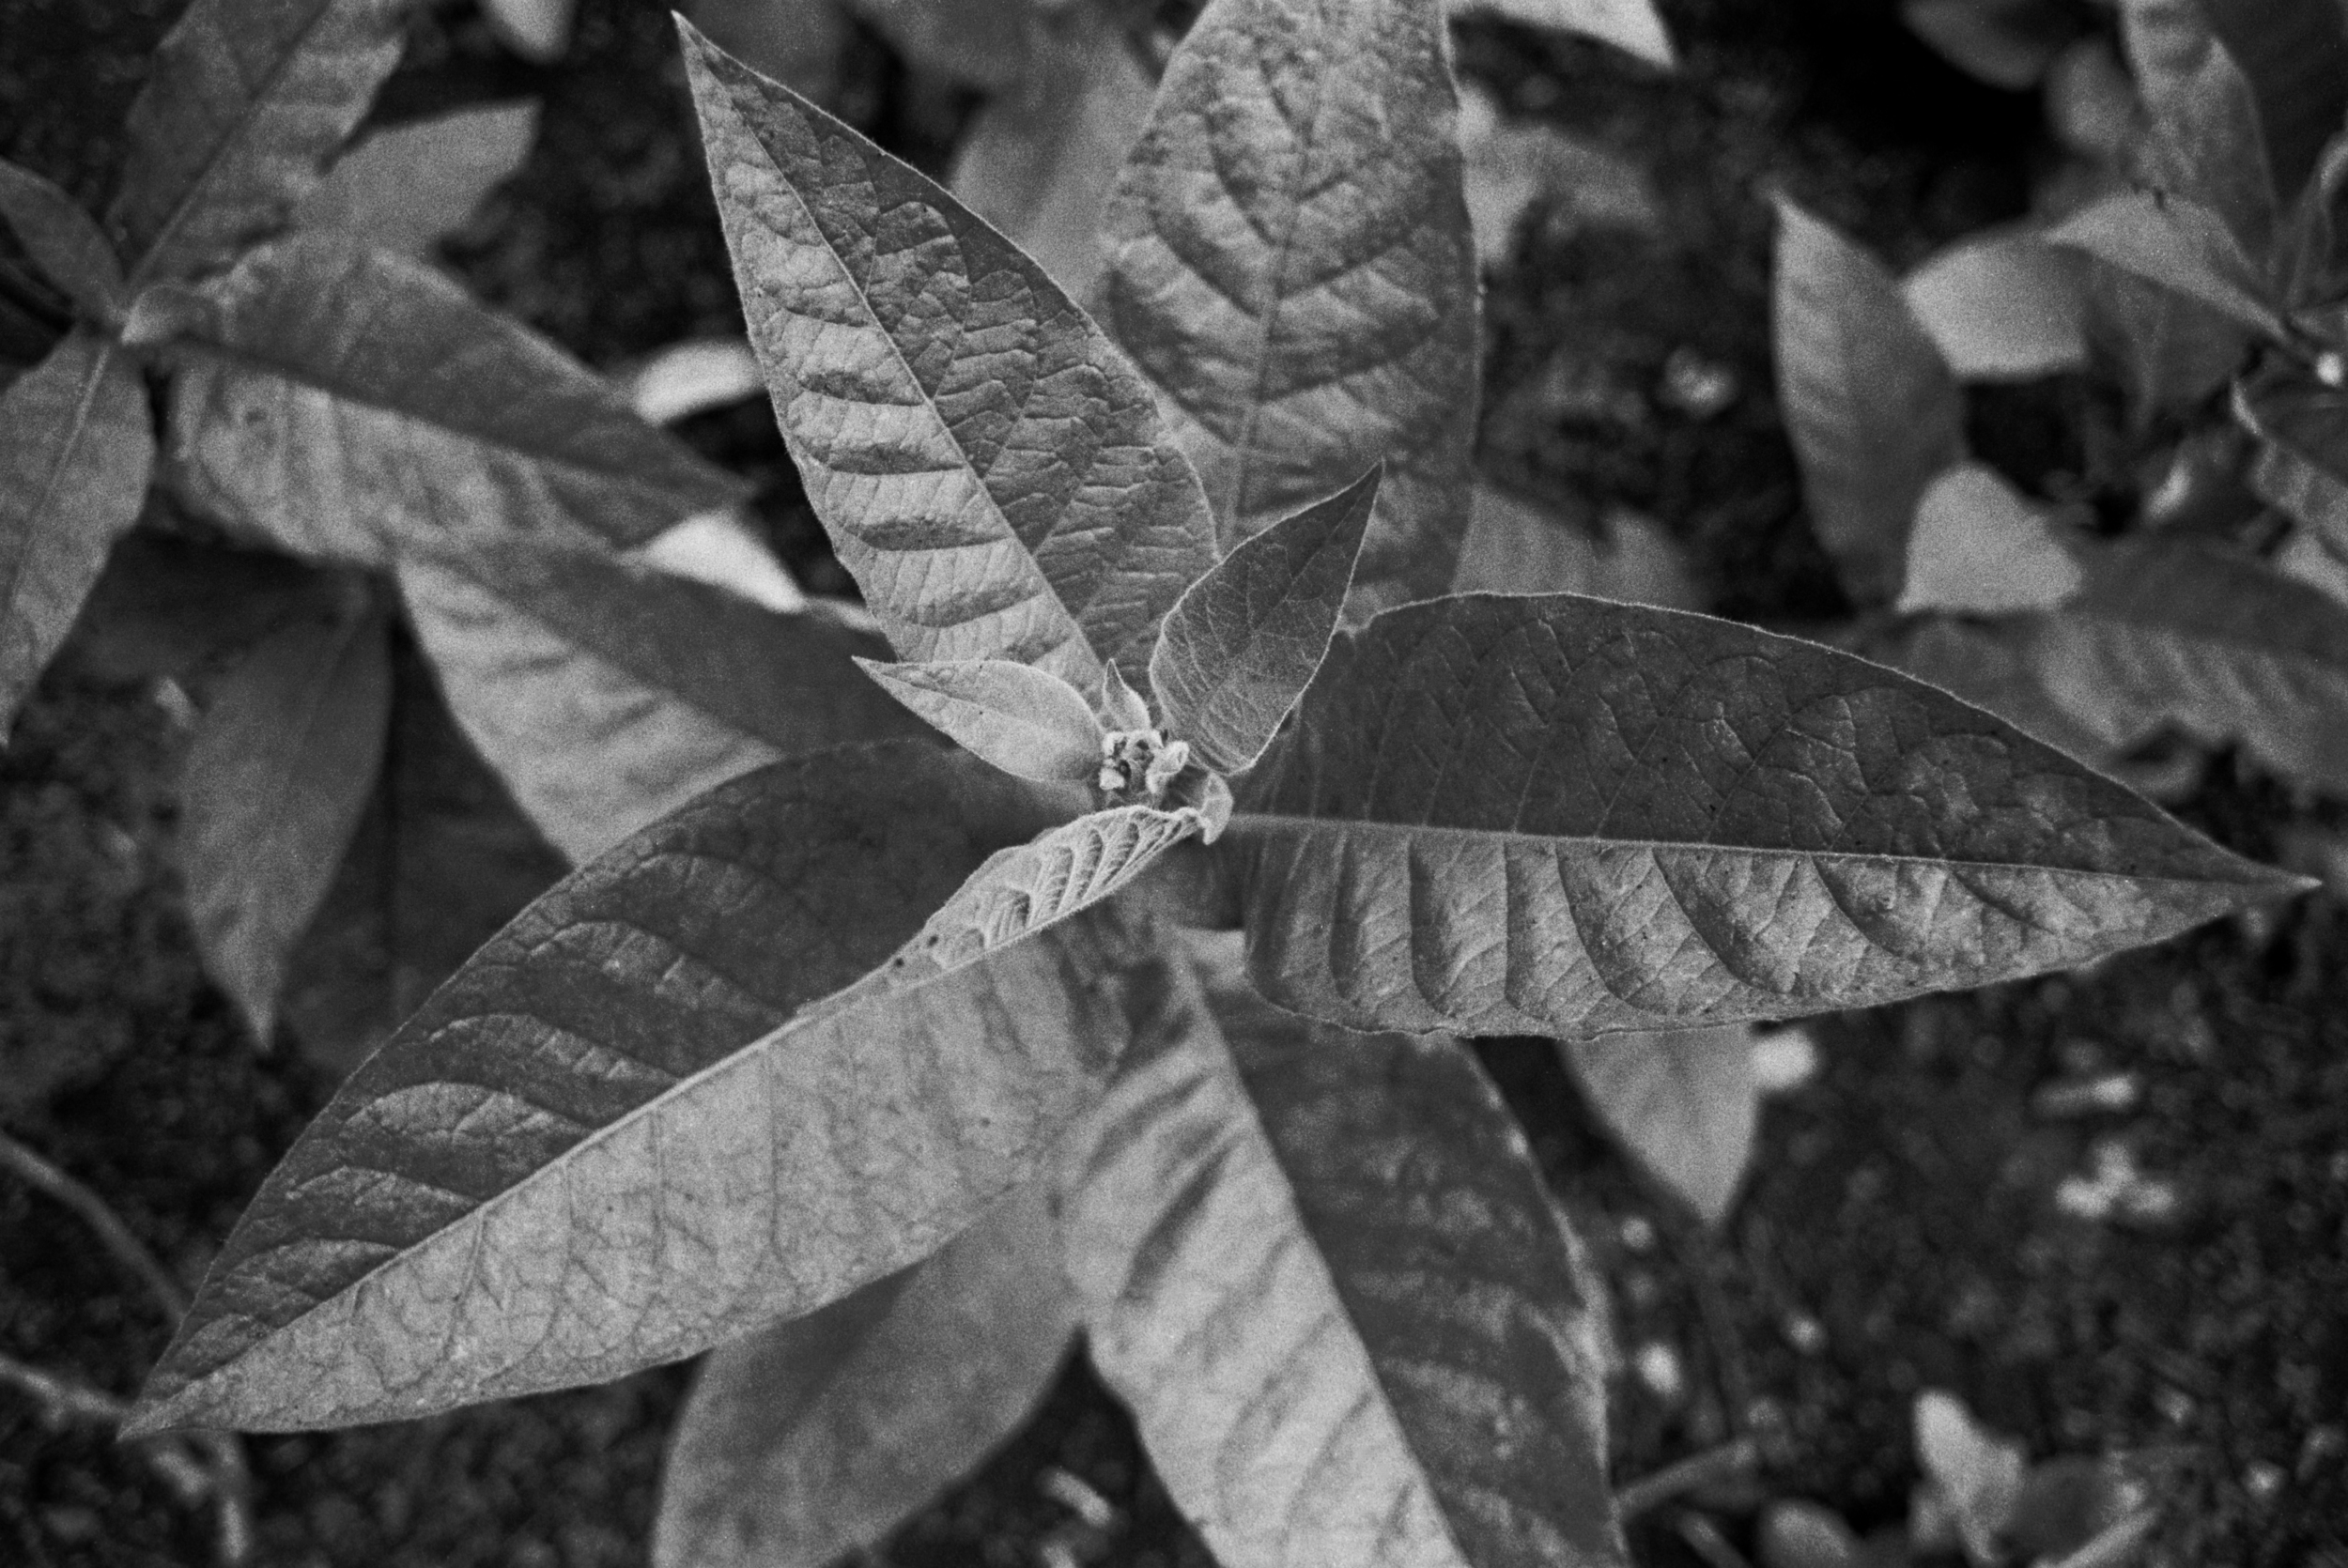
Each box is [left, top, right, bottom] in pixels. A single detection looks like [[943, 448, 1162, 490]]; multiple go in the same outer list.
[[138, 234, 744, 564], [2122, 0, 2278, 254], [0, 331, 156, 732], [1897, 463, 2082, 616], [654, 1187, 1074, 1568], [0, 159, 124, 317], [400, 537, 919, 860], [1563, 1024, 1759, 1228], [1058, 944, 1622, 1568], [1228, 593, 2301, 1039], [1773, 199, 1965, 606], [857, 657, 1105, 785], [2045, 192, 2283, 337], [180, 588, 393, 1040], [1901, 229, 2087, 381], [108, 0, 409, 284], [2081, 259, 2248, 423], [1151, 469, 1380, 774], [127, 743, 1153, 1434], [1099, 0, 1480, 610], [681, 23, 1218, 689], [1448, 0, 1674, 69], [295, 101, 542, 259], [1453, 484, 1700, 609]]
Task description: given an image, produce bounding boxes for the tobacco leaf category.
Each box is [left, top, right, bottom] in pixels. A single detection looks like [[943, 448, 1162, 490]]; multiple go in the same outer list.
[[0, 331, 156, 733], [681, 21, 1217, 689], [1448, 0, 1674, 69], [2197, 0, 2348, 214], [0, 158, 124, 317], [2045, 191, 2283, 338], [140, 233, 743, 564], [1901, 228, 2088, 381], [108, 0, 409, 284], [1868, 614, 2110, 763], [856, 657, 1106, 786], [1773, 199, 1964, 607], [179, 586, 393, 1040], [2081, 259, 2248, 423], [295, 101, 541, 259], [1100, 0, 1480, 611], [653, 1187, 1074, 1568], [1562, 1023, 1759, 1228], [1228, 593, 2303, 1038], [1896, 463, 2082, 616], [1150, 468, 1380, 775], [127, 742, 1153, 1433], [1058, 944, 1622, 1568], [2121, 0, 2278, 254]]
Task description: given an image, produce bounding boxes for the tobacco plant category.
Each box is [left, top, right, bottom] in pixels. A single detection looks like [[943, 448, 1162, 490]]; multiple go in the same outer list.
[[87, 4, 2321, 1565]]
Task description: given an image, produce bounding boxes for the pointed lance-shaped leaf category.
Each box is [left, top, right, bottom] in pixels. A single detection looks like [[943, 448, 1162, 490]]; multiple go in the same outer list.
[[1150, 467, 1381, 775], [1562, 1024, 1759, 1230], [654, 1186, 1075, 1568], [400, 536, 924, 863], [180, 586, 393, 1041], [108, 0, 409, 284], [679, 21, 1217, 691], [1448, 0, 1674, 69], [125, 742, 1158, 1435], [1226, 593, 2306, 1039], [0, 160, 125, 319], [857, 657, 1107, 786], [0, 331, 156, 735], [2044, 191, 2285, 339], [133, 233, 745, 565], [293, 100, 542, 261], [1058, 945, 1623, 1568], [1773, 198, 1965, 607], [1100, 0, 1481, 612]]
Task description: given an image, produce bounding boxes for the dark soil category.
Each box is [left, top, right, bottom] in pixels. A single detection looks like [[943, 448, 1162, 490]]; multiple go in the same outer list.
[[3, 0, 2344, 1565]]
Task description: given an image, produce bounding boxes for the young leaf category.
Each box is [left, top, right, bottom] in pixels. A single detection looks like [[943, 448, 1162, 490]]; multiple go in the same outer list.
[[1563, 1024, 1759, 1228], [1901, 230, 2088, 381], [857, 657, 1107, 785], [1149, 468, 1381, 776], [1773, 199, 1965, 606], [0, 331, 156, 733], [126, 743, 1153, 1434], [1228, 593, 2304, 1039], [1449, 0, 1675, 69], [108, 0, 409, 284], [400, 538, 922, 860], [0, 159, 125, 318], [654, 1186, 1074, 1568], [140, 234, 746, 563], [294, 101, 541, 259], [1058, 948, 1624, 1568], [2044, 192, 2284, 339], [1896, 463, 2083, 616], [180, 588, 393, 1040], [680, 22, 1218, 689], [2024, 536, 2348, 796], [1101, 0, 1481, 611], [2121, 0, 2278, 254]]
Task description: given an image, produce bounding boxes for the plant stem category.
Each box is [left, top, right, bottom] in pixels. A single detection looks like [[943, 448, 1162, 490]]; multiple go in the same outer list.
[[0, 1130, 188, 1316], [1615, 1435, 1761, 1520]]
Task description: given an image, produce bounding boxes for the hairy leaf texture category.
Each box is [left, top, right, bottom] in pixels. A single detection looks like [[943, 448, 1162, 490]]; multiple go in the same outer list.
[[2195, 0, 2348, 216], [1563, 1024, 1759, 1229], [108, 0, 409, 284], [0, 160, 124, 316], [1228, 594, 2302, 1038], [680, 22, 1218, 689], [0, 331, 155, 733], [1100, 0, 1480, 610], [857, 658, 1107, 785], [400, 538, 920, 860], [141, 234, 743, 563], [128, 743, 1151, 1433], [1773, 199, 1965, 607], [1151, 468, 1380, 775], [180, 589, 393, 1040], [1058, 945, 1623, 1568], [654, 1187, 1074, 1568]]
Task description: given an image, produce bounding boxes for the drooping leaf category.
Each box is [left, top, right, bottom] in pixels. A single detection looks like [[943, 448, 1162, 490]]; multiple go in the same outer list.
[[2236, 361, 2348, 554], [948, 4, 1155, 302], [295, 101, 541, 259], [1100, 0, 1481, 612], [1773, 198, 1965, 606], [0, 159, 125, 317], [483, 0, 576, 62], [2121, 0, 2278, 254], [1562, 1024, 1759, 1229], [857, 657, 1107, 785], [2045, 191, 2283, 338], [1150, 468, 1380, 775], [1897, 463, 2082, 615], [1914, 1390, 2027, 1566], [179, 587, 393, 1040], [847, 0, 1038, 90], [0, 331, 156, 733], [1901, 229, 2088, 381], [1448, 0, 1674, 69], [654, 1186, 1074, 1568], [681, 22, 1218, 689], [2021, 535, 2348, 795], [108, 0, 409, 284], [400, 536, 922, 860], [1227, 593, 2303, 1039], [1058, 944, 1624, 1568], [1899, 0, 2077, 89], [1454, 484, 1700, 608], [126, 742, 1154, 1434]]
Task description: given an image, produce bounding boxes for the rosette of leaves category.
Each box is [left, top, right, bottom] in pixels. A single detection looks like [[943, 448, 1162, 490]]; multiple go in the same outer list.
[[113, 6, 2305, 1568]]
